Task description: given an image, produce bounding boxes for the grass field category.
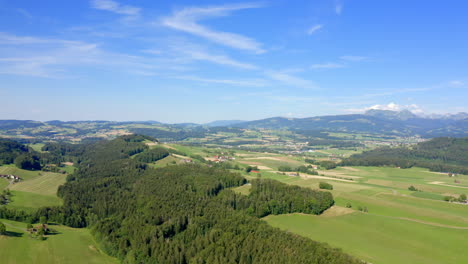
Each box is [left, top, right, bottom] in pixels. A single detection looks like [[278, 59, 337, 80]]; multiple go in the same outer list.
[[7, 191, 62, 211], [9, 171, 66, 196], [223, 148, 468, 264], [0, 219, 118, 264], [266, 212, 468, 264], [28, 143, 45, 152], [0, 165, 46, 181], [0, 165, 67, 210]]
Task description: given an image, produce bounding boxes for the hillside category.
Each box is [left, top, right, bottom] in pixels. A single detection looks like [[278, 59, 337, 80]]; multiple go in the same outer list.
[[342, 137, 468, 174], [0, 135, 362, 264], [0, 110, 467, 143]]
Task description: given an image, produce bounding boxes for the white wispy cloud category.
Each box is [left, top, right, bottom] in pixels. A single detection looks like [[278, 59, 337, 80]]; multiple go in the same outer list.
[[335, 1, 343, 15], [264, 71, 319, 89], [183, 50, 257, 69], [17, 8, 33, 19], [176, 75, 268, 87], [0, 33, 161, 77], [161, 3, 265, 53], [310, 62, 345, 69], [449, 80, 464, 87], [91, 0, 140, 16], [306, 24, 323, 35], [340, 55, 367, 61]]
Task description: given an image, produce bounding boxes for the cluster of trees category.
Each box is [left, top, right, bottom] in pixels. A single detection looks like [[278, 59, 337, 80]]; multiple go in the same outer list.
[[341, 137, 468, 174], [133, 147, 169, 163], [278, 165, 318, 175], [238, 179, 334, 217], [0, 189, 11, 205], [0, 138, 30, 165], [14, 153, 41, 170], [0, 221, 5, 235], [319, 182, 333, 190], [444, 194, 467, 203], [318, 161, 337, 170]]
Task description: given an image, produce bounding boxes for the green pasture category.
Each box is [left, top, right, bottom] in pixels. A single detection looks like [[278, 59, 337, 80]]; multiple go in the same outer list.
[[0, 219, 118, 264], [265, 212, 467, 264], [6, 191, 62, 211]]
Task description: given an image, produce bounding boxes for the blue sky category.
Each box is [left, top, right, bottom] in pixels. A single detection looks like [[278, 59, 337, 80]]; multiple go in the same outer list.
[[0, 0, 467, 123]]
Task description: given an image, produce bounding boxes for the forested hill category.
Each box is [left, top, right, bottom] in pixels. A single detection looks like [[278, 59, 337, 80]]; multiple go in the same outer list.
[[0, 138, 29, 165], [341, 137, 468, 174], [5, 135, 361, 264]]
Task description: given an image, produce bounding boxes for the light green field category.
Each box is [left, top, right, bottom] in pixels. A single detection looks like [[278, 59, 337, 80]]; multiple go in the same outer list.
[[28, 143, 45, 152], [266, 212, 468, 264], [0, 178, 8, 189], [0, 219, 118, 264], [9, 171, 66, 196], [0, 165, 46, 181], [0, 165, 66, 210], [235, 159, 468, 264], [7, 191, 62, 211], [232, 184, 251, 195]]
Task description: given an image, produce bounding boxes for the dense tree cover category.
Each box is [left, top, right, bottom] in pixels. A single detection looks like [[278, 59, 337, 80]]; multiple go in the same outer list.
[[240, 179, 334, 217], [133, 147, 169, 163], [0, 221, 5, 235], [0, 135, 361, 263], [18, 135, 359, 263], [14, 153, 42, 170], [342, 137, 468, 174], [0, 138, 29, 165], [318, 161, 337, 170], [130, 127, 206, 141]]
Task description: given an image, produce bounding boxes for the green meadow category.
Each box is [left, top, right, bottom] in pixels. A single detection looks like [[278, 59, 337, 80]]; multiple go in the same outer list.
[[0, 219, 118, 264], [230, 151, 468, 264], [265, 212, 467, 264], [1, 165, 67, 210]]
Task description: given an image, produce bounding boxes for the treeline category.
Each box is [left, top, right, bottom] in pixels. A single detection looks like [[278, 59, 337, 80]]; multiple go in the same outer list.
[[342, 137, 468, 174], [0, 138, 29, 164], [0, 138, 43, 170], [20, 135, 361, 263], [307, 139, 364, 148], [230, 179, 334, 217], [133, 147, 169, 163], [278, 165, 319, 175], [130, 127, 206, 141]]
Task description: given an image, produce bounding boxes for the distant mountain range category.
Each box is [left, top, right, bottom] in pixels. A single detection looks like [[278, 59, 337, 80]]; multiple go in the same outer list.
[[0, 110, 466, 138], [230, 110, 468, 137]]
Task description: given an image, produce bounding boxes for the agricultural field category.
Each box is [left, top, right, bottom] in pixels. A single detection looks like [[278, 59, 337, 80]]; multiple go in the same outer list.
[[242, 165, 468, 264], [182, 144, 468, 264], [0, 165, 66, 210], [266, 211, 467, 264], [0, 219, 118, 264]]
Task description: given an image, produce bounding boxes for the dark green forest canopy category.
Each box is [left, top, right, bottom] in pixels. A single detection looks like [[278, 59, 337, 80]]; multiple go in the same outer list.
[[14, 135, 359, 264], [0, 138, 29, 165], [342, 137, 468, 174]]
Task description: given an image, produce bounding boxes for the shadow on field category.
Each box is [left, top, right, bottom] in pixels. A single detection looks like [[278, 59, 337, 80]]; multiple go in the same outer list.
[[5, 231, 23, 237]]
